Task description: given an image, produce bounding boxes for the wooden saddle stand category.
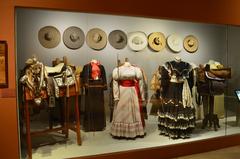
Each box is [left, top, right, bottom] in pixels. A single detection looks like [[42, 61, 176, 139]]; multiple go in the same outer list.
[[20, 58, 82, 159], [197, 65, 231, 131], [23, 81, 81, 159]]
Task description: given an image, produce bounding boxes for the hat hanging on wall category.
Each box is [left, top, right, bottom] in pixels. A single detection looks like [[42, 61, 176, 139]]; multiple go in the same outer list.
[[108, 30, 127, 49], [183, 35, 199, 53], [38, 26, 61, 49], [128, 31, 148, 52], [148, 32, 166, 52], [167, 34, 183, 53], [86, 28, 107, 50], [63, 26, 85, 50]]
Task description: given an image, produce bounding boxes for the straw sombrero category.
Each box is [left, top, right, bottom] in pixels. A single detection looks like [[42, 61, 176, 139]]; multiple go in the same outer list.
[[148, 32, 166, 52], [38, 26, 61, 49], [86, 28, 107, 50], [183, 35, 198, 53], [63, 26, 85, 50]]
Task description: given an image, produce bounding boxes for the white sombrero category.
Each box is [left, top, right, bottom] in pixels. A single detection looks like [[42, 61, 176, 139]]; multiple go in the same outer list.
[[167, 34, 183, 53], [128, 31, 148, 52]]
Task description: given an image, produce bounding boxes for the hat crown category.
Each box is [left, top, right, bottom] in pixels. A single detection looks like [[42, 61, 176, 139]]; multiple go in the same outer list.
[[132, 36, 143, 45], [153, 37, 161, 45], [172, 38, 180, 45], [115, 34, 124, 43], [44, 32, 53, 41], [70, 33, 79, 42], [187, 39, 194, 47], [93, 33, 102, 43]]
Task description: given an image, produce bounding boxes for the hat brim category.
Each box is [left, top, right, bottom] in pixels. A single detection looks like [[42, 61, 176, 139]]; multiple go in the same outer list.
[[128, 31, 148, 52], [167, 34, 183, 53], [184, 35, 198, 53], [86, 28, 107, 50], [38, 26, 60, 49], [148, 32, 166, 52], [63, 26, 85, 50], [108, 30, 127, 49]]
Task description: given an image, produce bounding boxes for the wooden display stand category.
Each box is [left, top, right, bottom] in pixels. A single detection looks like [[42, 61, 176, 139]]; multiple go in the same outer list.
[[201, 95, 220, 131], [23, 82, 81, 159]]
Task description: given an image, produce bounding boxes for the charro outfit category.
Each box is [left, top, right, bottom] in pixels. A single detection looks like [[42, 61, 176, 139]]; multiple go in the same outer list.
[[158, 60, 195, 139], [81, 61, 107, 132], [111, 63, 145, 138]]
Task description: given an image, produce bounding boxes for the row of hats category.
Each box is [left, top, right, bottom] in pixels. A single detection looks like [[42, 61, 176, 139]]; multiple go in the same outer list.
[[38, 26, 199, 53]]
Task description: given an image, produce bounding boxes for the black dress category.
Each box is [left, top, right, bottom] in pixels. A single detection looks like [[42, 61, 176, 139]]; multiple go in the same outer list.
[[81, 63, 107, 132], [158, 60, 195, 139]]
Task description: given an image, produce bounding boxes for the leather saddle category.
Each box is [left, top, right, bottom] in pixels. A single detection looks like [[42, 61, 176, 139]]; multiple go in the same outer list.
[[45, 63, 76, 87], [197, 67, 231, 95], [45, 63, 65, 76], [20, 59, 76, 105]]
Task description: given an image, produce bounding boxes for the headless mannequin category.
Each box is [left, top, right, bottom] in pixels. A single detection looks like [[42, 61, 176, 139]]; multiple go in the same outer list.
[[91, 59, 98, 64], [123, 57, 131, 67], [174, 56, 181, 62]]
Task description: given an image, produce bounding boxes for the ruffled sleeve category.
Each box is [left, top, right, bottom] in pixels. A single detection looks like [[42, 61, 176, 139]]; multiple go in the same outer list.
[[112, 67, 120, 101]]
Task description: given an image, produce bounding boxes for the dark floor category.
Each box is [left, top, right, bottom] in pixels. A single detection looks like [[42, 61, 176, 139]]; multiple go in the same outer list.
[[173, 145, 240, 159]]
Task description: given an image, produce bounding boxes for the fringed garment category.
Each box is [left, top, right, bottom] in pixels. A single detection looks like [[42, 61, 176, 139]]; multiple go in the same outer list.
[[158, 60, 195, 139]]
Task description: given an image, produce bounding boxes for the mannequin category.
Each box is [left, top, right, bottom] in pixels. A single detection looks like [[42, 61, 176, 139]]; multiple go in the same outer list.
[[157, 58, 195, 139], [174, 56, 181, 62], [111, 58, 145, 138], [91, 59, 98, 64], [81, 60, 107, 132]]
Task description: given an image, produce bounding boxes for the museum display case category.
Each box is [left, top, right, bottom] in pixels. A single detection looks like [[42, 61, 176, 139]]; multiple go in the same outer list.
[[14, 8, 240, 159]]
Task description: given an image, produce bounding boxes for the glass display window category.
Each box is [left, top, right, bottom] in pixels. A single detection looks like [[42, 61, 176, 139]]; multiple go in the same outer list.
[[16, 8, 240, 159]]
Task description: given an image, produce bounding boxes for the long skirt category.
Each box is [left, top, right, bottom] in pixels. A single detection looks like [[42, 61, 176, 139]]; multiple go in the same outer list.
[[83, 87, 106, 132], [158, 83, 195, 139], [111, 85, 144, 138]]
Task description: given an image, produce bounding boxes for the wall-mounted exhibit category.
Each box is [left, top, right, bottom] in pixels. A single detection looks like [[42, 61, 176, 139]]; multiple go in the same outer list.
[[16, 8, 240, 159]]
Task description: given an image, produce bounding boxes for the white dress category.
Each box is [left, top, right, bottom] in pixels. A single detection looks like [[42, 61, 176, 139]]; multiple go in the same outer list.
[[110, 63, 145, 138]]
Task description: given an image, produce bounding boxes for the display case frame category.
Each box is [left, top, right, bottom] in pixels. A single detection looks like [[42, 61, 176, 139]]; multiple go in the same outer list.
[[1, 1, 240, 159], [15, 8, 240, 159], [0, 40, 8, 88]]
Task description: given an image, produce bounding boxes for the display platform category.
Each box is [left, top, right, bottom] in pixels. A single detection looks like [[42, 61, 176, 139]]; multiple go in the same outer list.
[[27, 114, 240, 159]]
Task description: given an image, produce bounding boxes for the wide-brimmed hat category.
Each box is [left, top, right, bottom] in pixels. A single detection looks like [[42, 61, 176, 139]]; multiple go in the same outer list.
[[167, 34, 183, 53], [63, 26, 85, 50], [86, 28, 107, 50], [108, 30, 127, 49], [148, 32, 166, 52], [128, 31, 148, 52], [38, 26, 61, 48], [184, 35, 198, 53]]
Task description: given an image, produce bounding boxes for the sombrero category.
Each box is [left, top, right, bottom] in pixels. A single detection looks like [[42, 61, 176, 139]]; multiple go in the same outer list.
[[128, 31, 148, 52], [148, 32, 166, 52], [63, 26, 85, 50], [167, 34, 183, 53], [38, 26, 61, 49], [86, 28, 107, 50], [183, 35, 198, 53], [108, 30, 127, 49]]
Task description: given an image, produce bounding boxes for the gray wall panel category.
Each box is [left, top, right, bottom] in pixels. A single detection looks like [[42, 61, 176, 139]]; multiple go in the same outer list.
[[16, 8, 227, 85]]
